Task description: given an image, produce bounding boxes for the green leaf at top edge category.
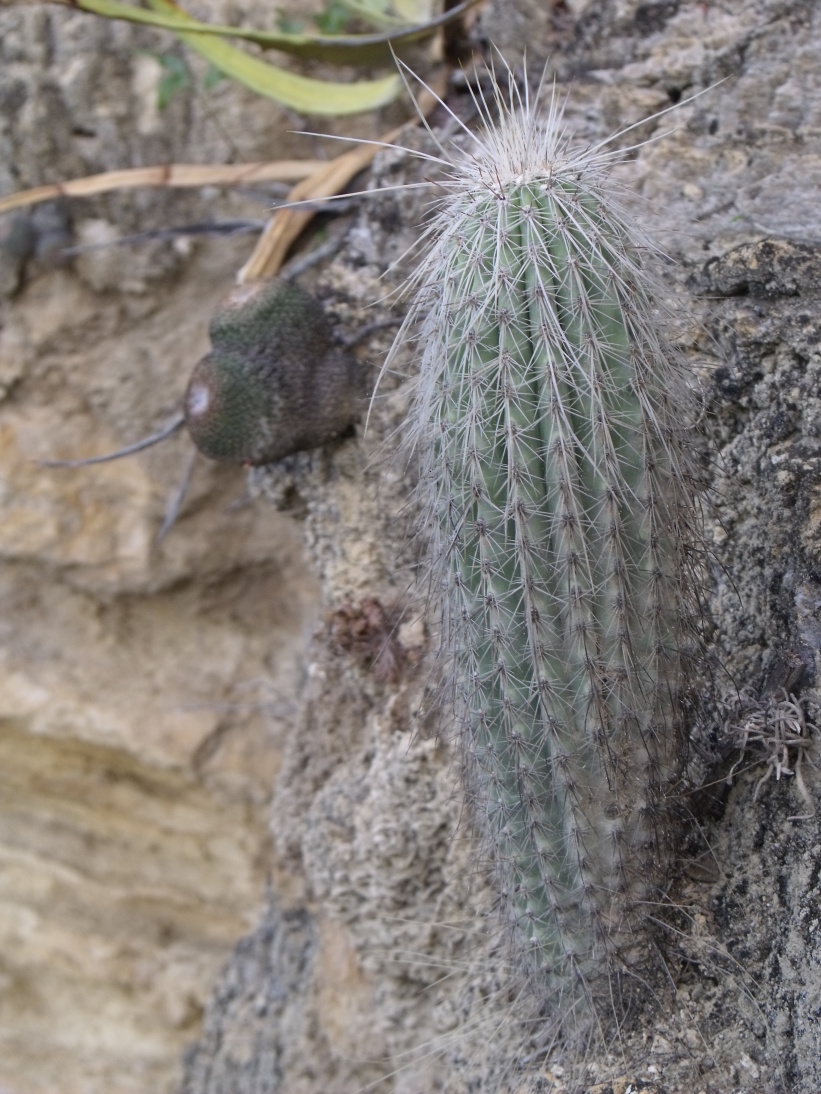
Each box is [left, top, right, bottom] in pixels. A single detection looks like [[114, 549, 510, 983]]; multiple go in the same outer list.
[[70, 0, 482, 66], [146, 0, 403, 116]]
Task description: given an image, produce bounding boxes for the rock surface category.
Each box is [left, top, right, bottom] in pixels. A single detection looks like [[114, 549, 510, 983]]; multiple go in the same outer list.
[[183, 3, 821, 1093], [0, 5, 327, 1092], [2, 2, 821, 1094]]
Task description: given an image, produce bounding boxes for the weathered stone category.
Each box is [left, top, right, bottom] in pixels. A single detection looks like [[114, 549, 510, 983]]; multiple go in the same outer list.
[[0, 5, 323, 1092], [187, 2, 821, 1092]]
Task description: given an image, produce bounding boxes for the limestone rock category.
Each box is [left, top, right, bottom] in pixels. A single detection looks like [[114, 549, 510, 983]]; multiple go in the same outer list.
[[0, 7, 322, 1092]]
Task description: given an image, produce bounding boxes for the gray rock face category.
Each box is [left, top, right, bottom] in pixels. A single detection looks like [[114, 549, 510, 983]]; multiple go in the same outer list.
[[181, 3, 821, 1092], [694, 237, 821, 1094]]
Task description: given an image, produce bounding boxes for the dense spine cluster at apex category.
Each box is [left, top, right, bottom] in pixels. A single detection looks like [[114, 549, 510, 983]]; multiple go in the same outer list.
[[392, 67, 704, 1013]]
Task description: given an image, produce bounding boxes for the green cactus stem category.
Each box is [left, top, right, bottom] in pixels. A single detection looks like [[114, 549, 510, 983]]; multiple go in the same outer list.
[[391, 69, 704, 1014]]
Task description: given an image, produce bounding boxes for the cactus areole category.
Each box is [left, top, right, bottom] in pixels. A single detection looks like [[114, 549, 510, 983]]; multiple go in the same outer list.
[[392, 70, 703, 1012]]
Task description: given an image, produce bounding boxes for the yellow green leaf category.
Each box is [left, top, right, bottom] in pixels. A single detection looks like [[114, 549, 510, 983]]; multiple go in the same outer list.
[[392, 0, 433, 21], [66, 0, 481, 66], [144, 0, 401, 115], [334, 0, 406, 28]]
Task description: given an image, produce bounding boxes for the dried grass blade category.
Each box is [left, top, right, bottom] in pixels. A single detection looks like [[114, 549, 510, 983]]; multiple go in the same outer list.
[[0, 161, 323, 215], [239, 83, 441, 281]]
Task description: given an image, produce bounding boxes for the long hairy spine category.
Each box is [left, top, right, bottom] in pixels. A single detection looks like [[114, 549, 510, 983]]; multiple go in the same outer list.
[[390, 66, 703, 1013]]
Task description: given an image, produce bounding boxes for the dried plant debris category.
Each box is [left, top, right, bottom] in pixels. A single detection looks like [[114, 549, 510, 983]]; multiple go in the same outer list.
[[723, 687, 818, 819]]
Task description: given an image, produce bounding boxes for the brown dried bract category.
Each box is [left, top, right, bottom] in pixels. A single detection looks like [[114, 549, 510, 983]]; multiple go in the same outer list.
[[329, 598, 405, 684]]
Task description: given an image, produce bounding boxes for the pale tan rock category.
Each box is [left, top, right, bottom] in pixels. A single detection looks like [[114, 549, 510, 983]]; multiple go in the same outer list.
[[0, 6, 324, 1090]]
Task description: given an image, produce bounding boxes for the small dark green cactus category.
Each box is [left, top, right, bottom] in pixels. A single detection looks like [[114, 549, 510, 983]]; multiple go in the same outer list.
[[185, 278, 361, 465]]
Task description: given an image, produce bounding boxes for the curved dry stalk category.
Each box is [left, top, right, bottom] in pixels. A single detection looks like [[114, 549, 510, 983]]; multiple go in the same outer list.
[[725, 686, 818, 818], [0, 161, 323, 216], [38, 413, 185, 468], [237, 79, 443, 282]]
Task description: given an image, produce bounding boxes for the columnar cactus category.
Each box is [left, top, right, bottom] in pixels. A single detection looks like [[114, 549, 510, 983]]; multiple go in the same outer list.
[[393, 71, 703, 1015]]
